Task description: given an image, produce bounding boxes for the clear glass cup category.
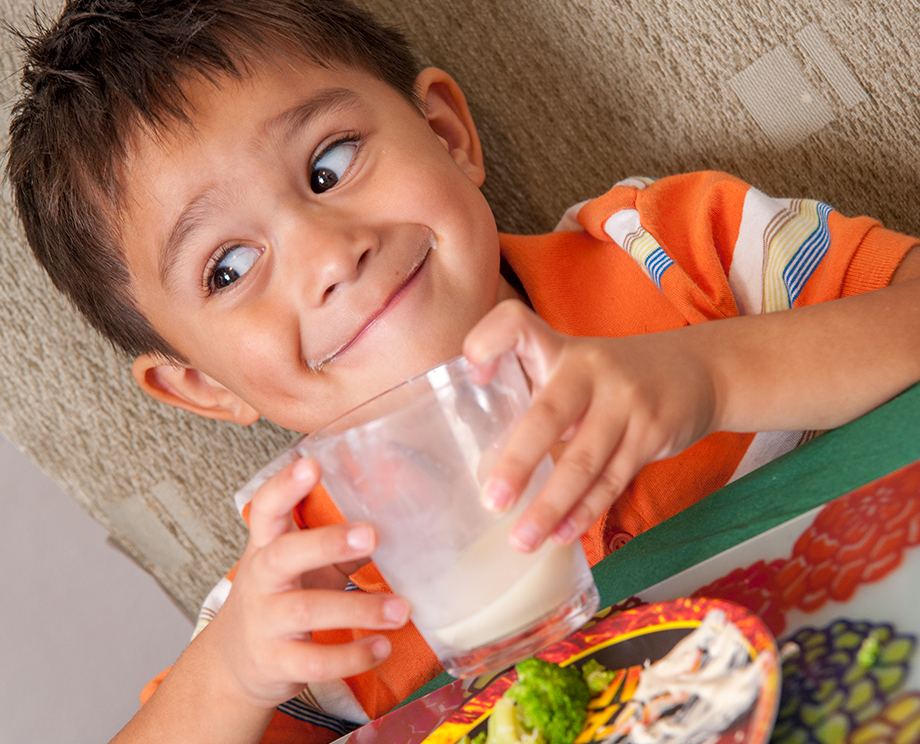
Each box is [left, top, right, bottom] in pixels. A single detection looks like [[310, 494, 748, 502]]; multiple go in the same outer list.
[[301, 351, 599, 677]]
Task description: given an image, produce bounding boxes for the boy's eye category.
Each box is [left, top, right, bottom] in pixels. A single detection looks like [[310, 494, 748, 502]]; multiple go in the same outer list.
[[208, 244, 262, 292], [310, 140, 358, 193]]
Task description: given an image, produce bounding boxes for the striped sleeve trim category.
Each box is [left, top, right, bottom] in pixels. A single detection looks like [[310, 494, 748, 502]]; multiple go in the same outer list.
[[729, 188, 834, 315], [764, 199, 833, 311], [277, 697, 362, 736], [191, 576, 232, 640], [602, 208, 674, 289], [729, 189, 792, 314], [276, 674, 371, 733], [726, 430, 806, 484]]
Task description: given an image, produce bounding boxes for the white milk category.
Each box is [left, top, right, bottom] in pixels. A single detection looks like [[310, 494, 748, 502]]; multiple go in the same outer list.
[[433, 538, 584, 650], [383, 455, 593, 654]]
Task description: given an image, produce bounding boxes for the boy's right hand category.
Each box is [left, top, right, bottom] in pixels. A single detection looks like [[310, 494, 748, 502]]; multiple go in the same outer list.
[[463, 300, 718, 553], [112, 457, 409, 744], [205, 456, 410, 710]]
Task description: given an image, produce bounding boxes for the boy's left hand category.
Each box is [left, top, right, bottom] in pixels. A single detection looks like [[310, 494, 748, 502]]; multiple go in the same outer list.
[[463, 299, 718, 552]]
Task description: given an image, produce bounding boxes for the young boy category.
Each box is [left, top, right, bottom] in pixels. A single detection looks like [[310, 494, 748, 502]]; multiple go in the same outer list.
[[7, 0, 920, 742]]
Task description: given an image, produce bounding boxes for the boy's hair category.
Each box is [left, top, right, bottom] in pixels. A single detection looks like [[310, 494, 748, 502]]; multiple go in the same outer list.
[[6, 0, 422, 361]]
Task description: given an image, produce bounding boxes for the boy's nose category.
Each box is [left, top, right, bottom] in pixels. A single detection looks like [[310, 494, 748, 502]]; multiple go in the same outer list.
[[315, 245, 374, 305], [292, 224, 377, 307]]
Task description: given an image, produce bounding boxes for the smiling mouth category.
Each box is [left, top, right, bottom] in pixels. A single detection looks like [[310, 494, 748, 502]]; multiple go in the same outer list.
[[308, 240, 434, 371]]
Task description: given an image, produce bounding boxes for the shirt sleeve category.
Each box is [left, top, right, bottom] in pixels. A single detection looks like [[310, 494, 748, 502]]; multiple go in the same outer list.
[[576, 171, 918, 321]]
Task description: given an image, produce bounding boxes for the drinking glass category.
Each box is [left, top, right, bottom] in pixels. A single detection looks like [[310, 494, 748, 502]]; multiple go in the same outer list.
[[301, 351, 600, 677]]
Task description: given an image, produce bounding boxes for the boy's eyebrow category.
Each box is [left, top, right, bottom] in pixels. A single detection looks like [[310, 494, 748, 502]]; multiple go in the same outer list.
[[159, 189, 222, 290], [157, 87, 362, 290], [263, 87, 361, 138]]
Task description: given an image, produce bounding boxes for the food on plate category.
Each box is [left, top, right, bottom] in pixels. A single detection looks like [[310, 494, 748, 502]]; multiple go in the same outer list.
[[460, 609, 768, 744], [581, 658, 618, 696], [598, 609, 767, 744], [462, 657, 592, 744], [474, 698, 543, 744], [505, 658, 592, 744]]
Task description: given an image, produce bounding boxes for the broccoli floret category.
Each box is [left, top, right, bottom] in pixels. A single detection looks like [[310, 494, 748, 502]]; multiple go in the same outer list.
[[504, 658, 590, 744], [484, 697, 545, 744], [580, 658, 617, 695]]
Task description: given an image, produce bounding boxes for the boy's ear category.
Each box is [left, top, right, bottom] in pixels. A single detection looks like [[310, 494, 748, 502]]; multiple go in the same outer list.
[[415, 67, 485, 187], [132, 354, 261, 425]]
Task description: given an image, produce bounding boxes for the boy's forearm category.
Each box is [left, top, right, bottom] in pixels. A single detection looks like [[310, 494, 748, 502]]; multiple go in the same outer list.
[[110, 625, 274, 744], [700, 271, 920, 434]]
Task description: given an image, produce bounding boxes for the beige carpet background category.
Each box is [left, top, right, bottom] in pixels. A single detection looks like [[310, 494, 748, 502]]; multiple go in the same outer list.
[[2, 0, 918, 615]]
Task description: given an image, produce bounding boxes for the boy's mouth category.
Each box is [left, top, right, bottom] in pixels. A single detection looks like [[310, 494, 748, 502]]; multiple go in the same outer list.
[[307, 235, 434, 371]]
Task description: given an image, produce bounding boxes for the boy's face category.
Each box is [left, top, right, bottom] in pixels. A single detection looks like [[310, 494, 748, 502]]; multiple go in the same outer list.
[[122, 59, 508, 433]]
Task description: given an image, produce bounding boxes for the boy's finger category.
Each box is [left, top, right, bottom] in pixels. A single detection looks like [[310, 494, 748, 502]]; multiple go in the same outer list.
[[266, 589, 410, 637], [462, 299, 529, 367], [480, 379, 590, 515], [549, 486, 617, 546], [248, 457, 320, 549], [549, 459, 635, 546], [279, 635, 393, 684], [504, 389, 634, 551], [463, 299, 561, 388], [548, 413, 665, 546], [253, 522, 377, 592]]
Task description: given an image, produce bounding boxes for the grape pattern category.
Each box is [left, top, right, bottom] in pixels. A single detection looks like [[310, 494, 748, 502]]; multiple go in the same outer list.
[[770, 620, 917, 744]]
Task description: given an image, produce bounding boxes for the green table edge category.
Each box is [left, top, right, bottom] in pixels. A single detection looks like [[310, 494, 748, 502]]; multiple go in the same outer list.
[[403, 382, 920, 705]]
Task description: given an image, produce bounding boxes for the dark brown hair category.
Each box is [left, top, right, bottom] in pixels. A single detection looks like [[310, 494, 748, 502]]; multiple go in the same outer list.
[[6, 0, 421, 360]]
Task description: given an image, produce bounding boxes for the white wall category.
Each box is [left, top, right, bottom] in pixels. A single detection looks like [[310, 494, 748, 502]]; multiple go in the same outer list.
[[0, 434, 195, 744]]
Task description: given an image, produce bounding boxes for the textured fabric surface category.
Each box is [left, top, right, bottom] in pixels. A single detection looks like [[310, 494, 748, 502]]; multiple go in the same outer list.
[[1, 0, 918, 615]]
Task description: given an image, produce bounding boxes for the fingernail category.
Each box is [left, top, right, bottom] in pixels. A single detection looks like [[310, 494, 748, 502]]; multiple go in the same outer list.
[[468, 358, 495, 385], [553, 518, 578, 545], [482, 478, 513, 512], [371, 637, 391, 661], [383, 598, 409, 624], [510, 521, 542, 552], [292, 457, 313, 481], [346, 524, 373, 552]]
